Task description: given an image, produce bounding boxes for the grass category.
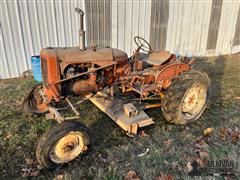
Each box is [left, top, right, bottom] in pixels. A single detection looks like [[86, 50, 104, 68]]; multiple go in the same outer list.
[[0, 54, 240, 179]]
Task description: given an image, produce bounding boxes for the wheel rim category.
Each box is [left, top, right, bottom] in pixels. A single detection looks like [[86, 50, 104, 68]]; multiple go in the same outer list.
[[49, 132, 85, 164], [182, 83, 207, 119]]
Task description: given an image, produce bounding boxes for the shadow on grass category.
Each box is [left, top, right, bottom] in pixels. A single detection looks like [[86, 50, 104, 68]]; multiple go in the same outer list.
[[193, 56, 227, 128], [195, 55, 226, 101]]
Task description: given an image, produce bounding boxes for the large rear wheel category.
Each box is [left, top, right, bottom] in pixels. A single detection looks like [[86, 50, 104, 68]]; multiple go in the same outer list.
[[36, 120, 91, 169], [161, 70, 211, 124]]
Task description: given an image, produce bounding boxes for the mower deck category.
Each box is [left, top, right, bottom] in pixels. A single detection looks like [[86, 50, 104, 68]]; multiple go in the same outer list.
[[90, 92, 154, 134]]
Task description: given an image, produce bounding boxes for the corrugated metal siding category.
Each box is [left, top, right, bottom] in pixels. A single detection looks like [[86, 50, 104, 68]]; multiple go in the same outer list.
[[0, 0, 85, 79], [112, 0, 240, 57], [165, 0, 213, 56], [111, 0, 152, 55], [85, 0, 111, 47], [207, 0, 223, 50], [111, 0, 213, 56], [150, 0, 169, 51], [216, 0, 240, 55], [1, 0, 240, 79], [233, 5, 240, 46]]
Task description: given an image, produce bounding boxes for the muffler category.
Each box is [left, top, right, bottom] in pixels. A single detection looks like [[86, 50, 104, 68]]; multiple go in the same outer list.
[[75, 7, 85, 50]]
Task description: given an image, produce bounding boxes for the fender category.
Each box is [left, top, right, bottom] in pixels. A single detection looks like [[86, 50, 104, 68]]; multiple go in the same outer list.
[[155, 62, 190, 89]]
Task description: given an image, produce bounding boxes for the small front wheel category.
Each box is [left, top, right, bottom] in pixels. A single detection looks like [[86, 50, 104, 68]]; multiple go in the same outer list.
[[23, 84, 48, 115], [36, 120, 91, 169]]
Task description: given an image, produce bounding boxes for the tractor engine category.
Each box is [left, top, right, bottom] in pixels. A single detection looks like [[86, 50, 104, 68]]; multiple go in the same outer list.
[[39, 7, 131, 102], [40, 46, 129, 101], [62, 63, 108, 95]]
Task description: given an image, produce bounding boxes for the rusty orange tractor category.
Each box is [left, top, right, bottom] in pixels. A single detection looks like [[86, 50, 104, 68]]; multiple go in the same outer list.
[[23, 8, 211, 169]]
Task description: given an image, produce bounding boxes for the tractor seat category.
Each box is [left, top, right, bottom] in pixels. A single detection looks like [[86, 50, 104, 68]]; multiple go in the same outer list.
[[144, 51, 172, 65]]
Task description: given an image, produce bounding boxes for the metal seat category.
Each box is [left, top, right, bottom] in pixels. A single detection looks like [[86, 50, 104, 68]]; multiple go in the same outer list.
[[144, 51, 172, 65]]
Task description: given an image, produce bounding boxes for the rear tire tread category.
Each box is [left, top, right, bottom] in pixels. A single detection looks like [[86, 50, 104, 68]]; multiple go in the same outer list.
[[162, 70, 211, 124]]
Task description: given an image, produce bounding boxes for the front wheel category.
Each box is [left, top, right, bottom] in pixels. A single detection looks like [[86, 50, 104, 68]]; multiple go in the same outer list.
[[36, 120, 91, 169], [161, 70, 211, 124], [23, 84, 48, 115]]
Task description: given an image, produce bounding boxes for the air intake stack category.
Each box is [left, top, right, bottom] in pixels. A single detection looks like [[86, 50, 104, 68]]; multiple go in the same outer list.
[[75, 8, 85, 50]]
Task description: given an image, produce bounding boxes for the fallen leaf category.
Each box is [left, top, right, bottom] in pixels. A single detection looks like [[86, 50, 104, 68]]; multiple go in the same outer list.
[[220, 128, 228, 140], [187, 162, 193, 172], [231, 131, 240, 143], [53, 174, 64, 180], [137, 148, 149, 157], [163, 139, 172, 148], [4, 133, 12, 140], [203, 127, 214, 136], [196, 158, 205, 167], [164, 126, 172, 132], [198, 151, 209, 159], [25, 158, 34, 166], [140, 131, 148, 137], [124, 170, 140, 180], [163, 160, 169, 166], [195, 136, 204, 144], [156, 172, 174, 180], [194, 140, 209, 150], [171, 161, 178, 169], [21, 172, 28, 177], [227, 128, 233, 135], [177, 164, 182, 172], [20, 158, 40, 177], [30, 170, 40, 177]]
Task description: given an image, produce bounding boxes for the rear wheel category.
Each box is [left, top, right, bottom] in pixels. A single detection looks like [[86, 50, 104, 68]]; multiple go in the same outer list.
[[161, 70, 211, 124], [36, 120, 91, 169], [23, 84, 48, 115]]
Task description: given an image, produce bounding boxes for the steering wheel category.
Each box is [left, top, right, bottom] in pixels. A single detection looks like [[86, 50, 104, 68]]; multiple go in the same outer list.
[[134, 36, 152, 53]]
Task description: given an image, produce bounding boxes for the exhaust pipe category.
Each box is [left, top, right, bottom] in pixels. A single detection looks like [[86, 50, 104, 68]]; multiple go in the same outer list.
[[75, 8, 85, 50]]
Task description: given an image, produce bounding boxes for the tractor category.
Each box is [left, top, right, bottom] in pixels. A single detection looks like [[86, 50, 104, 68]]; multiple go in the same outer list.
[[23, 8, 211, 169]]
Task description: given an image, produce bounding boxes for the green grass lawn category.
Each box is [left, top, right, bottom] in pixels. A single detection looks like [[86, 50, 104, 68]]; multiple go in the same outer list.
[[0, 54, 240, 179]]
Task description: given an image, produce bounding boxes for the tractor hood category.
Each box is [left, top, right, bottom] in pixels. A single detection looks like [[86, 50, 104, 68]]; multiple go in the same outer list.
[[40, 46, 128, 71]]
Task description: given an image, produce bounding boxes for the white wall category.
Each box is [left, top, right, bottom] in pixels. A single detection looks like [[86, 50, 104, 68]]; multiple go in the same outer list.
[[1, 0, 240, 79], [0, 0, 85, 79]]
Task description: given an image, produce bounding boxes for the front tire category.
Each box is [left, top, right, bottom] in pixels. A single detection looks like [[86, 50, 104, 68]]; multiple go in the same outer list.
[[161, 70, 211, 124], [23, 84, 48, 115], [36, 120, 91, 169]]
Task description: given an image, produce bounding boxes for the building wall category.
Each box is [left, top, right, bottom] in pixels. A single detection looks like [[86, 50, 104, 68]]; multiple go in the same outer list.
[[0, 0, 85, 79], [0, 0, 240, 79]]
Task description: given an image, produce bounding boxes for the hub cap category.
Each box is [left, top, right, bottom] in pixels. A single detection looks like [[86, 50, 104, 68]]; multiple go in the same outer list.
[[49, 132, 85, 163], [182, 83, 207, 119]]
